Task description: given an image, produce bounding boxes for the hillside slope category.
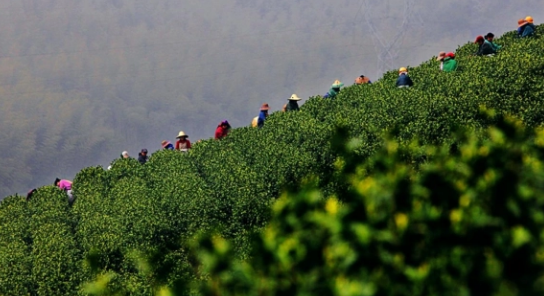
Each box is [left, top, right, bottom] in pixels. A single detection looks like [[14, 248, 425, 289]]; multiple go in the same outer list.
[[1, 27, 543, 295]]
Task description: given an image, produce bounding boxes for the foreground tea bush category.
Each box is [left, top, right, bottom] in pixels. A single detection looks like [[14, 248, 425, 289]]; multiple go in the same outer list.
[[194, 116, 544, 296]]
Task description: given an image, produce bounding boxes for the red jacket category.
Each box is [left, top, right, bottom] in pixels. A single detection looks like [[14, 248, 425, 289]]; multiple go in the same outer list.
[[215, 125, 229, 139], [175, 139, 191, 150]]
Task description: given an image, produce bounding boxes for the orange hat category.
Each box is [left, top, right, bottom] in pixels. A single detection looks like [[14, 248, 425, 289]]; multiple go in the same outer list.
[[474, 35, 484, 43], [525, 16, 533, 23], [260, 103, 270, 111], [518, 19, 528, 27]]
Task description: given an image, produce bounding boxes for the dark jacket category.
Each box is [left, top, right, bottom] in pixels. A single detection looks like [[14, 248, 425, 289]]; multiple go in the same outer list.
[[26, 189, 37, 201], [164, 143, 174, 150], [285, 100, 300, 112], [475, 41, 495, 56], [138, 153, 148, 164], [396, 73, 413, 87], [257, 110, 268, 128], [519, 23, 536, 38]]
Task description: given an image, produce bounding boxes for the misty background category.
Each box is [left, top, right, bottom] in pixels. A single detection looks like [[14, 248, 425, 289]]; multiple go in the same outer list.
[[0, 0, 543, 198]]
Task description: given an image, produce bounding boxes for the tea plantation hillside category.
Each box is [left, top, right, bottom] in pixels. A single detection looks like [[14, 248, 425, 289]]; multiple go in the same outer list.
[[1, 27, 544, 295]]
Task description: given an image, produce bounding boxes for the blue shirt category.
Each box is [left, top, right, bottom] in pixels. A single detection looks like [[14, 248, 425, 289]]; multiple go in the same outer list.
[[258, 111, 267, 128]]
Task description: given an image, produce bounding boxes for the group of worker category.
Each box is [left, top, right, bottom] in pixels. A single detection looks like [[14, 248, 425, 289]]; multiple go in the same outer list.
[[396, 15, 537, 88], [24, 16, 538, 203]]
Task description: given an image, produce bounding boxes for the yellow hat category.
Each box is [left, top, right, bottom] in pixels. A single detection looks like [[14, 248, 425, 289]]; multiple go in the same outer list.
[[176, 131, 188, 138], [399, 67, 407, 72], [289, 94, 302, 101], [525, 16, 534, 23], [332, 80, 344, 88]]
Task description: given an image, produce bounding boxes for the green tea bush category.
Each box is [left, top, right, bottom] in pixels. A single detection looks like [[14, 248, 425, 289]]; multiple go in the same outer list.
[[194, 115, 544, 296], [0, 26, 543, 295], [0, 196, 32, 295], [28, 187, 81, 295]]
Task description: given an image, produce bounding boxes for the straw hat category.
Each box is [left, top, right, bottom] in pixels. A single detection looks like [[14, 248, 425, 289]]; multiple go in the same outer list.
[[289, 94, 302, 101], [260, 103, 270, 111], [399, 67, 407, 73], [436, 51, 446, 61], [161, 140, 170, 148], [332, 80, 344, 88], [525, 16, 533, 23], [176, 131, 188, 138]]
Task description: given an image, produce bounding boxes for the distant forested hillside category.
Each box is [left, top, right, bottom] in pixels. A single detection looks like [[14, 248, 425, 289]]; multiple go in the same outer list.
[[0, 0, 543, 198]]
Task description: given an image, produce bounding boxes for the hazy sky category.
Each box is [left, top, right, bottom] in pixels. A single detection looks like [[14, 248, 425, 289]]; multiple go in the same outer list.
[[0, 0, 543, 197]]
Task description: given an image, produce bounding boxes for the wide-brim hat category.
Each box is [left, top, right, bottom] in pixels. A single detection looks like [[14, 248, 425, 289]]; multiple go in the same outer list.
[[525, 16, 534, 23], [518, 20, 529, 27], [332, 80, 344, 88], [289, 94, 302, 101], [260, 103, 270, 111], [399, 67, 407, 73], [161, 140, 169, 147], [176, 131, 188, 138], [436, 51, 446, 61]]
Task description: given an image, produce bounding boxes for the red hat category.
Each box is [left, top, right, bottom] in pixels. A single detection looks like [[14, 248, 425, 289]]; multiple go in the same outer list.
[[474, 35, 484, 43], [260, 103, 270, 111], [446, 52, 455, 58]]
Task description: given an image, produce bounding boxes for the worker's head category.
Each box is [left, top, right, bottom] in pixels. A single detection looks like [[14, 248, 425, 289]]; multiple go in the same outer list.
[[474, 35, 484, 45], [140, 148, 148, 155], [399, 67, 407, 74], [332, 80, 344, 89], [484, 33, 494, 41], [54, 178, 60, 186], [122, 151, 129, 158], [176, 131, 188, 140], [289, 94, 302, 101], [221, 120, 230, 127], [525, 16, 534, 24], [260, 103, 270, 113], [355, 75, 366, 85], [446, 52, 455, 59], [436, 51, 446, 61]]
